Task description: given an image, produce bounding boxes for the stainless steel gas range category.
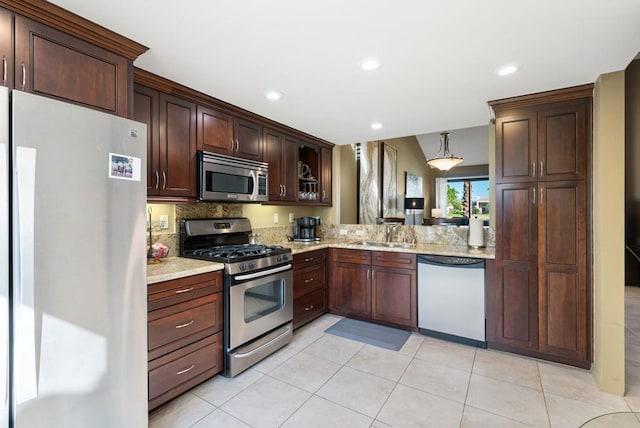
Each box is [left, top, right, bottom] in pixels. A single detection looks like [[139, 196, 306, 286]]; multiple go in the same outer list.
[[180, 218, 293, 377]]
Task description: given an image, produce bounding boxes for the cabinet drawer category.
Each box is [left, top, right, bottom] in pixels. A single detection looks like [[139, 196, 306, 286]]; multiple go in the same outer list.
[[294, 263, 326, 299], [330, 248, 371, 265], [148, 271, 222, 311], [372, 251, 416, 269], [148, 294, 222, 360], [293, 289, 327, 329], [294, 249, 326, 270], [148, 332, 222, 403]]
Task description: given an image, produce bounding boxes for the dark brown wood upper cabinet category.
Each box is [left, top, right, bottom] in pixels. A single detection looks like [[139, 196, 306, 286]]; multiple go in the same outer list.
[[133, 85, 159, 195], [158, 93, 197, 197], [263, 128, 297, 202], [0, 9, 13, 89], [134, 83, 197, 200], [233, 117, 262, 161], [197, 105, 234, 156], [495, 112, 537, 183], [14, 15, 129, 117]]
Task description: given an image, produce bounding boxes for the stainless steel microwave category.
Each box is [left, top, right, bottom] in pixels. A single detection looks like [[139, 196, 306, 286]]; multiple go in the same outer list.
[[197, 151, 268, 202]]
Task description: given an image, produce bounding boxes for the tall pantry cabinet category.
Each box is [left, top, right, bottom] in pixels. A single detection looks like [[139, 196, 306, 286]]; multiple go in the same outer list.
[[488, 84, 592, 369]]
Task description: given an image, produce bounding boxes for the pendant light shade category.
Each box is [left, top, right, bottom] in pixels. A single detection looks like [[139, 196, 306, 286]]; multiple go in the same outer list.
[[427, 131, 463, 171]]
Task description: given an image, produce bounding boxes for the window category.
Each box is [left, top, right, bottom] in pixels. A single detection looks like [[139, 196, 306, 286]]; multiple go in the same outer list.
[[435, 176, 489, 220]]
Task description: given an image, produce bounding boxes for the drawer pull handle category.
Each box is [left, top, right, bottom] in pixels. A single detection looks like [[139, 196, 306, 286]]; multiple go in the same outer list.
[[176, 364, 195, 375], [175, 287, 195, 294], [304, 257, 314, 262], [175, 320, 195, 329], [304, 278, 313, 283], [305, 305, 314, 311]]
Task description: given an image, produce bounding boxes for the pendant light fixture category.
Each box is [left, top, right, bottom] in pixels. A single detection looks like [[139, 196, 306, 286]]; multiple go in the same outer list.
[[427, 131, 463, 171]]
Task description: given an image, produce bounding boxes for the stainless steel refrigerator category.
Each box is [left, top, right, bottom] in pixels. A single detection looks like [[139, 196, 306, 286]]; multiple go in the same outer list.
[[0, 88, 148, 427]]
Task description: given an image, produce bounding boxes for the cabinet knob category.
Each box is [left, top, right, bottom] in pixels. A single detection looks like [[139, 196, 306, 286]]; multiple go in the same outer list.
[[154, 171, 159, 190], [540, 161, 544, 177], [532, 162, 536, 177], [304, 278, 313, 283], [162, 171, 167, 190], [304, 305, 314, 311]]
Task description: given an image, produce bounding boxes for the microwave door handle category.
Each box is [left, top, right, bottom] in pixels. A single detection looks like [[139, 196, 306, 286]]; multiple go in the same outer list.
[[248, 170, 258, 201]]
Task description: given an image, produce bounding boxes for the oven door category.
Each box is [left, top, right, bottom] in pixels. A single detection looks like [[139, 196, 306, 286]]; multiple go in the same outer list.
[[228, 264, 293, 349]]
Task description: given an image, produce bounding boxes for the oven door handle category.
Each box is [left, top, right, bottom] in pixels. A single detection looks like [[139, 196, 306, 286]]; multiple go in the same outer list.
[[234, 264, 292, 281], [234, 325, 292, 359]]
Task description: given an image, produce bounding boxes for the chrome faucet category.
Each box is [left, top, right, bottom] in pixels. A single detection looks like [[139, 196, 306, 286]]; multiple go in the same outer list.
[[385, 224, 395, 242]]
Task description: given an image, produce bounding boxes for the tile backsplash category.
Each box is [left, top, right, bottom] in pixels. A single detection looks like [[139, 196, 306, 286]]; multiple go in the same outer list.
[[146, 202, 495, 257]]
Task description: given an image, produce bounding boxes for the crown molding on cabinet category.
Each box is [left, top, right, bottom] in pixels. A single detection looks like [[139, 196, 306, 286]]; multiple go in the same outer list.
[[0, 0, 148, 60], [488, 83, 594, 112]]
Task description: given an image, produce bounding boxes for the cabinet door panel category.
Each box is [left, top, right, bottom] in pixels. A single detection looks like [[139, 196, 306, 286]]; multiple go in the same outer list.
[[264, 128, 284, 200], [282, 135, 298, 201], [495, 112, 537, 183], [497, 263, 537, 348], [159, 93, 196, 197], [538, 181, 587, 360], [133, 85, 159, 195], [538, 102, 588, 181], [197, 105, 233, 155], [496, 184, 537, 262], [330, 263, 370, 318], [234, 118, 262, 161], [371, 267, 416, 327], [15, 16, 128, 116], [0, 8, 13, 89]]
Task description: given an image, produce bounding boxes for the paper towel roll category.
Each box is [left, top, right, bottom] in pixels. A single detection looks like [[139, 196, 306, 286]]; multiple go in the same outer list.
[[468, 216, 484, 248]]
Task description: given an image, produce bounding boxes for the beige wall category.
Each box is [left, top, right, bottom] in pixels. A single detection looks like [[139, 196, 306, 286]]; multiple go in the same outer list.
[[338, 136, 429, 223], [339, 144, 358, 224], [593, 71, 626, 394]]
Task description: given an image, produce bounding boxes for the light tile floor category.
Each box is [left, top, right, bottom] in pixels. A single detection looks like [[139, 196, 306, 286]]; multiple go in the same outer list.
[[150, 288, 640, 427]]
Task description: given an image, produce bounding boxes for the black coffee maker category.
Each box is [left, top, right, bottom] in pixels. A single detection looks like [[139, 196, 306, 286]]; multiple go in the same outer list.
[[294, 216, 321, 242]]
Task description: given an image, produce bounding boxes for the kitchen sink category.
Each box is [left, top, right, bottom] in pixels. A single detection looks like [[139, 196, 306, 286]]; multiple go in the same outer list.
[[351, 241, 414, 249]]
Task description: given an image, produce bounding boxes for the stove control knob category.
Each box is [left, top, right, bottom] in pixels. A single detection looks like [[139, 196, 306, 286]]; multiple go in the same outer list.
[[282, 254, 289, 261], [277, 256, 282, 262], [248, 262, 256, 269], [239, 263, 247, 271]]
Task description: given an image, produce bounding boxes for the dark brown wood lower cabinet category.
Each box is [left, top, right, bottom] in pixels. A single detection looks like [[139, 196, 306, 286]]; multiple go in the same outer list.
[[293, 249, 328, 329], [328, 249, 417, 330], [147, 271, 223, 410]]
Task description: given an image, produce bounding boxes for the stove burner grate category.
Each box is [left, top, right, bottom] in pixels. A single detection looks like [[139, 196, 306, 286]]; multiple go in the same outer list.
[[190, 244, 286, 260]]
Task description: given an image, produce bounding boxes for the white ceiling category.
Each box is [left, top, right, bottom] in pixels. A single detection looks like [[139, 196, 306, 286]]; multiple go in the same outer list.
[[50, 1, 640, 146]]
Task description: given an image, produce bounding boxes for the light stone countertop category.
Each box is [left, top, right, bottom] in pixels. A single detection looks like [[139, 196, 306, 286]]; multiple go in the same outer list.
[[147, 257, 224, 285], [282, 238, 495, 259], [147, 239, 494, 284]]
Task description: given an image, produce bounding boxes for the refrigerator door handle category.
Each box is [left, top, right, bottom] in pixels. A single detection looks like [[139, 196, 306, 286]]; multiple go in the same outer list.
[[14, 146, 39, 404]]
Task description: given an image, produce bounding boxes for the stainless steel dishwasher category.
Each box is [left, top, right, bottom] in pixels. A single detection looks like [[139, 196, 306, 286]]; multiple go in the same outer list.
[[417, 255, 486, 347]]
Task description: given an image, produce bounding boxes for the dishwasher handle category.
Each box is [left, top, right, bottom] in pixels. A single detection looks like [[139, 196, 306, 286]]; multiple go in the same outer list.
[[417, 254, 485, 268]]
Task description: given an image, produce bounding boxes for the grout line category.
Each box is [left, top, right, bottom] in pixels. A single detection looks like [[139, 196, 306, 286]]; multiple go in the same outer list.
[[459, 346, 478, 427], [537, 361, 553, 427]]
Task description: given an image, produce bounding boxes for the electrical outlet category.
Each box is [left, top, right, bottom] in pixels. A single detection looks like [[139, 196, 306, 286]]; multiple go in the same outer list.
[[355, 230, 364, 236], [339, 229, 348, 236], [273, 213, 279, 224], [159, 215, 169, 229], [289, 213, 295, 223]]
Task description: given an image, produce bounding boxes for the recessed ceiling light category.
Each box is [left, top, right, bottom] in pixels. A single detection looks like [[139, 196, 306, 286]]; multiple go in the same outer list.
[[371, 123, 383, 130], [496, 64, 520, 76], [360, 58, 380, 71], [265, 91, 282, 100]]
